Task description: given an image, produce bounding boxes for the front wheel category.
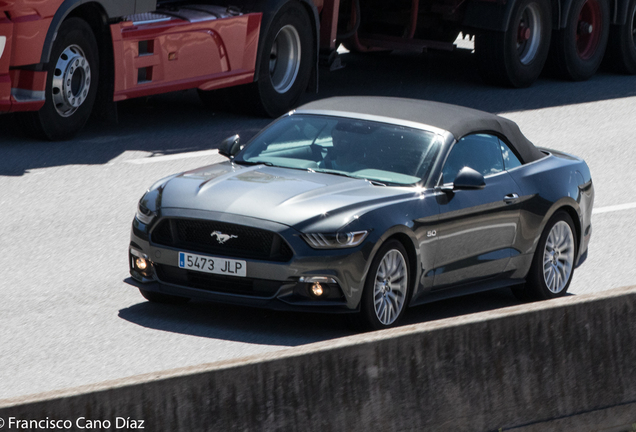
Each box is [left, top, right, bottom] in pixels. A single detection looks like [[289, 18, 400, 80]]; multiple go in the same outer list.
[[520, 211, 578, 300], [19, 18, 99, 140], [476, 0, 552, 87], [358, 240, 411, 330]]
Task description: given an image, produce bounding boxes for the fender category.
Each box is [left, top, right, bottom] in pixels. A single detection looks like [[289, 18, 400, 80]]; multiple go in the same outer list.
[[39, 0, 146, 65], [249, 0, 320, 92], [462, 0, 561, 32]]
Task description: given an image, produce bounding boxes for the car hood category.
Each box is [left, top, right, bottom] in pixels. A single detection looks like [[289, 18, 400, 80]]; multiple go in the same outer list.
[[159, 162, 419, 231]]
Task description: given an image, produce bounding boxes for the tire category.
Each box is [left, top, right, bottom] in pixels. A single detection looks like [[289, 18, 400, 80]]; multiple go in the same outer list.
[[604, 0, 636, 73], [19, 18, 99, 140], [139, 288, 190, 305], [358, 240, 411, 330], [475, 0, 552, 87], [548, 0, 610, 80], [520, 211, 578, 301], [202, 2, 314, 117]]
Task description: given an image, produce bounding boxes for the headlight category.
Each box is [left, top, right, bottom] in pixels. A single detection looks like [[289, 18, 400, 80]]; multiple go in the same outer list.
[[135, 202, 156, 225], [302, 231, 368, 249]]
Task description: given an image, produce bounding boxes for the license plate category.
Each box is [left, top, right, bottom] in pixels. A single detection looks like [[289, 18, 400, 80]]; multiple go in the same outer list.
[[178, 252, 246, 277]]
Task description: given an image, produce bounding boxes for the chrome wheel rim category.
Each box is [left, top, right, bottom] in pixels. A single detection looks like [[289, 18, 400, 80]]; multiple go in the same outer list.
[[373, 249, 408, 326], [52, 44, 91, 117], [269, 25, 301, 94], [517, 3, 543, 65], [543, 221, 575, 293]]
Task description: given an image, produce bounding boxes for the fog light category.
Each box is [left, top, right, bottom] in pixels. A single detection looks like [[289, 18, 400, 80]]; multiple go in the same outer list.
[[135, 257, 148, 271], [311, 282, 324, 297]]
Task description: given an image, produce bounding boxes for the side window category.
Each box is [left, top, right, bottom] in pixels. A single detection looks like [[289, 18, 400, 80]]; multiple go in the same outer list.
[[499, 139, 522, 170], [441, 134, 504, 184]]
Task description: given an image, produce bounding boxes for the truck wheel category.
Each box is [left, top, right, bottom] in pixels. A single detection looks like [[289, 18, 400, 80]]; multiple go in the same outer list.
[[199, 3, 313, 116], [476, 0, 552, 87], [20, 18, 99, 140], [549, 0, 609, 80], [604, 0, 636, 73]]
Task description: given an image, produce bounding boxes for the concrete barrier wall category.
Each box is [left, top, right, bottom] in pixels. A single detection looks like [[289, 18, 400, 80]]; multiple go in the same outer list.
[[1, 286, 636, 431]]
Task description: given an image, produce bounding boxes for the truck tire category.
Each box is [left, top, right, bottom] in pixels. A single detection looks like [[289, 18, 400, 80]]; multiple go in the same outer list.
[[548, 0, 609, 80], [605, 0, 636, 73], [475, 0, 552, 87], [200, 2, 313, 117], [20, 18, 99, 140]]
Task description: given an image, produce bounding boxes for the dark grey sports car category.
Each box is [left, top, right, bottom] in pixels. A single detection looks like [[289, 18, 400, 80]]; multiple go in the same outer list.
[[128, 97, 593, 329]]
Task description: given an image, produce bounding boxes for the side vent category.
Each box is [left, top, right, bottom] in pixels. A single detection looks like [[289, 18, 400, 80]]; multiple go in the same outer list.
[[138, 40, 154, 56], [137, 66, 153, 83]]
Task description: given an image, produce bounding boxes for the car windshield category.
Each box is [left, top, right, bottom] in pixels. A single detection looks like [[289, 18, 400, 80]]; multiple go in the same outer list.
[[235, 114, 442, 186]]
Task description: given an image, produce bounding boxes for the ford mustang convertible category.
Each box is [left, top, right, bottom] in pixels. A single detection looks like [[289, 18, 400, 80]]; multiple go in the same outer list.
[[128, 97, 594, 329]]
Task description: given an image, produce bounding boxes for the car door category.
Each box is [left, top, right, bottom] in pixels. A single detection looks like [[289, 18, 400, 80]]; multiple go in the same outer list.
[[432, 133, 522, 289]]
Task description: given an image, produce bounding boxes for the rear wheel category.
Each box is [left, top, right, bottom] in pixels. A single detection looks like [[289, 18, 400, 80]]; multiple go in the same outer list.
[[139, 288, 190, 305], [19, 18, 99, 140], [517, 211, 577, 300], [476, 0, 552, 87], [549, 0, 609, 80], [358, 240, 411, 330], [605, 0, 636, 73], [199, 2, 313, 117]]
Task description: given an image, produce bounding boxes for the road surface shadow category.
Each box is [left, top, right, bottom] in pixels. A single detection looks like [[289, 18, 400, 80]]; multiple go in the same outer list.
[[118, 286, 527, 346], [1, 47, 635, 175]]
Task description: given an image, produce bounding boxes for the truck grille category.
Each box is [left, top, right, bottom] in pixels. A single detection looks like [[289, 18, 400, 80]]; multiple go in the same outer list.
[[155, 264, 281, 297], [150, 218, 293, 262]]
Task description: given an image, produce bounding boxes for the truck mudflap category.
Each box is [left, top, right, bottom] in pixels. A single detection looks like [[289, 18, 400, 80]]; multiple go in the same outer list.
[[110, 6, 261, 102]]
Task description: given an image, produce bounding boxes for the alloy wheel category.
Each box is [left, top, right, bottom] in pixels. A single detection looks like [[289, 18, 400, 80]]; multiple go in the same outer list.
[[542, 220, 575, 293], [373, 249, 408, 326], [52, 44, 92, 117]]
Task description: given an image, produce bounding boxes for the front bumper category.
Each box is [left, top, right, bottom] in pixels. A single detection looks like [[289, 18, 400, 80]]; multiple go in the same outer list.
[[129, 209, 372, 313]]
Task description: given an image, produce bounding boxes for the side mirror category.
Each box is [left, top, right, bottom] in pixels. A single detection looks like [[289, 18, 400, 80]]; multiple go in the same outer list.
[[218, 134, 240, 158], [453, 166, 486, 190]]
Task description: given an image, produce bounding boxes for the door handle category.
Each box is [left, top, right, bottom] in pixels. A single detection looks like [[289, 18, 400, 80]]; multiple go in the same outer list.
[[503, 193, 519, 204]]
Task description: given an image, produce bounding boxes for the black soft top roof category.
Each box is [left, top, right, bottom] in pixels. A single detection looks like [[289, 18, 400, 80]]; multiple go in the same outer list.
[[297, 97, 545, 163]]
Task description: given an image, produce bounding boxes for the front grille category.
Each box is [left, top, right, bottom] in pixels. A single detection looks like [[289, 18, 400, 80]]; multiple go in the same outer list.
[[155, 264, 281, 297], [150, 218, 293, 262]]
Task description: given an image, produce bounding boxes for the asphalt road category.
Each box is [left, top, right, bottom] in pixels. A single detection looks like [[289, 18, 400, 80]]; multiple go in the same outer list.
[[1, 48, 635, 400]]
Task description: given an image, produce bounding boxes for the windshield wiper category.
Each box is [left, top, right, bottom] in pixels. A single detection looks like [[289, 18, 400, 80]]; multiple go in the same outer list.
[[234, 160, 274, 167], [313, 169, 389, 186], [312, 169, 361, 180]]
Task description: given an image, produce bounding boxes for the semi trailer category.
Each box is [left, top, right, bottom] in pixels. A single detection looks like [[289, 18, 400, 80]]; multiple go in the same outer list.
[[1, 0, 633, 140]]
